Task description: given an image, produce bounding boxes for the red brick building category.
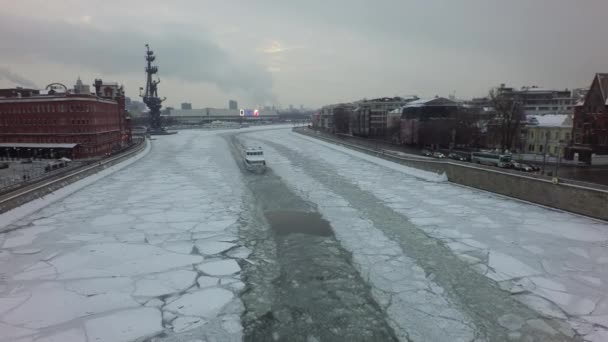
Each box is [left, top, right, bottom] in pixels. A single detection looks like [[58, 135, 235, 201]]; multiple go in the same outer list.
[[0, 80, 131, 159], [567, 73, 608, 163]]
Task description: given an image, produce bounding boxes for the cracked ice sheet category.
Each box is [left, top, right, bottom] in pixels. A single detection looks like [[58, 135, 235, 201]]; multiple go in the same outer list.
[[256, 128, 608, 340], [257, 141, 478, 341], [0, 129, 260, 341]]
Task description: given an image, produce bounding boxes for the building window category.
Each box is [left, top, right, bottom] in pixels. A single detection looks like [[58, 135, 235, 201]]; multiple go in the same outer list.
[[529, 131, 534, 139], [539, 145, 544, 153], [554, 131, 559, 140]]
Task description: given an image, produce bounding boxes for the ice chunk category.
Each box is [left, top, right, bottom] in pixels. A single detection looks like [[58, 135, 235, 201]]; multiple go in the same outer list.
[[197, 259, 241, 276], [521, 245, 544, 254], [498, 313, 525, 331], [526, 277, 597, 316], [194, 240, 236, 255], [526, 319, 558, 335], [525, 221, 608, 242], [50, 243, 203, 279], [0, 322, 34, 340], [34, 328, 86, 342], [226, 246, 252, 259], [197, 276, 219, 288], [65, 277, 133, 296], [160, 241, 195, 254], [90, 214, 135, 226], [114, 232, 146, 243], [513, 294, 567, 319], [585, 328, 608, 342], [192, 218, 236, 232], [409, 217, 444, 226], [3, 226, 55, 248], [134, 270, 197, 297], [164, 288, 234, 318], [12, 248, 42, 255], [228, 281, 245, 292], [0, 296, 30, 315], [221, 314, 242, 334], [66, 233, 104, 241], [13, 262, 57, 280], [579, 276, 602, 287], [488, 251, 540, 279], [145, 299, 164, 307], [568, 247, 590, 258], [461, 239, 488, 250], [85, 307, 162, 342], [171, 316, 207, 332], [3, 282, 139, 329], [163, 311, 177, 323]]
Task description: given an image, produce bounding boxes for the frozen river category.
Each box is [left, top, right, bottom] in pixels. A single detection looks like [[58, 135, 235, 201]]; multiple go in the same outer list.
[[1, 126, 607, 342]]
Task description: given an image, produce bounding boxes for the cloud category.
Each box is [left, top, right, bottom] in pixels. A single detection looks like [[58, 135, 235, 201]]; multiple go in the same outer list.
[[0, 14, 275, 103], [0, 67, 38, 89], [80, 15, 92, 24], [260, 40, 303, 54]]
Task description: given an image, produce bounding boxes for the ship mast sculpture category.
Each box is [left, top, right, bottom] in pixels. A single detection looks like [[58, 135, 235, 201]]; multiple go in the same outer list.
[[141, 44, 167, 133]]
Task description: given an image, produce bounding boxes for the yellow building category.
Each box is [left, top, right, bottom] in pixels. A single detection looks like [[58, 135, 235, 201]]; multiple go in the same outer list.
[[525, 115, 572, 156]]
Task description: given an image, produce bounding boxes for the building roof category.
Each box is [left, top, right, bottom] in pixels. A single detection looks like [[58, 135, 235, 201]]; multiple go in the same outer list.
[[527, 114, 570, 127], [404, 97, 457, 107], [0, 143, 78, 149], [597, 73, 608, 105], [0, 94, 117, 104]]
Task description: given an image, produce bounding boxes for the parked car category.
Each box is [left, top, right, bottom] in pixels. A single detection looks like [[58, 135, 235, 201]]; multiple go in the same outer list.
[[421, 150, 432, 157], [448, 153, 465, 161], [20, 158, 33, 164], [0, 162, 9, 169], [44, 160, 68, 173], [432, 152, 446, 159]]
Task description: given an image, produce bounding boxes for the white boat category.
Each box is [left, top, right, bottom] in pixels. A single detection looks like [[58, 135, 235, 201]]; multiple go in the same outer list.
[[243, 147, 266, 173]]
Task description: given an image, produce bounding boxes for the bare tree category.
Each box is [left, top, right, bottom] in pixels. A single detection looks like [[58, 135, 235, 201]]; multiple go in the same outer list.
[[489, 88, 524, 152]]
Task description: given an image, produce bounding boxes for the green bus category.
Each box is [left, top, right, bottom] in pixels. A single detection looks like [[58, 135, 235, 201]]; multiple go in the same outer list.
[[471, 152, 512, 168]]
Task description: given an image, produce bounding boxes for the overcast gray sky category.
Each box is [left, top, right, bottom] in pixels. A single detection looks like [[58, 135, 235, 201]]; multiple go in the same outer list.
[[0, 0, 606, 109]]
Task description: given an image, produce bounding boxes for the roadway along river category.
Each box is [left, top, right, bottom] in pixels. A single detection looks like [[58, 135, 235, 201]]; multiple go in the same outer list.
[[0, 126, 606, 342]]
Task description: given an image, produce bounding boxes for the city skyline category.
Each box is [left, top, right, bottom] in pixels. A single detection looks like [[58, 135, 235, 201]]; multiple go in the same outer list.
[[0, 1, 606, 108]]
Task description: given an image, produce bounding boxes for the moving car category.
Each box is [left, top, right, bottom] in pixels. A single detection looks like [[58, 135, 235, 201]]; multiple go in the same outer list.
[[511, 162, 534, 172], [448, 153, 465, 161], [0, 162, 9, 169]]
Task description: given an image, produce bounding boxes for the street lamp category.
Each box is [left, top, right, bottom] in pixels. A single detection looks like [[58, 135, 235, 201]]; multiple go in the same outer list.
[[554, 140, 565, 181]]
